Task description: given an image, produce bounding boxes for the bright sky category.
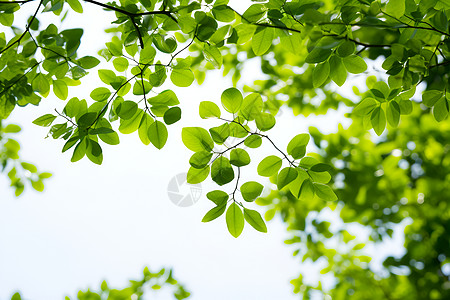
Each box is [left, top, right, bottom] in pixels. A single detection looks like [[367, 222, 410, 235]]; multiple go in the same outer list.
[[0, 1, 405, 299]]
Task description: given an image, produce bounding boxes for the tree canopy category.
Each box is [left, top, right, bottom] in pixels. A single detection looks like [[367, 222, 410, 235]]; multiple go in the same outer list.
[[1, 0, 450, 299]]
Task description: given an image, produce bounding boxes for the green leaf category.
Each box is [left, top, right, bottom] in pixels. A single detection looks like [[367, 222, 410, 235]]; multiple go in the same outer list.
[[32, 114, 57, 127], [226, 202, 244, 238], [343, 55, 367, 74], [163, 107, 181, 125], [298, 178, 315, 200], [53, 79, 68, 100], [148, 120, 168, 149], [240, 93, 263, 121], [211, 156, 235, 186], [353, 98, 377, 116], [244, 135, 262, 148], [329, 55, 347, 86], [98, 69, 117, 85], [97, 118, 120, 145], [86, 139, 103, 165], [202, 203, 227, 222], [277, 167, 298, 190], [113, 57, 129, 72], [243, 208, 267, 233], [386, 0, 405, 19], [255, 113, 276, 131], [433, 97, 449, 122], [314, 183, 338, 201], [252, 27, 274, 56], [138, 113, 153, 145], [199, 101, 221, 119], [230, 148, 251, 167], [203, 44, 223, 68], [287, 133, 309, 159], [90, 87, 111, 102], [117, 101, 138, 120], [206, 190, 229, 206], [182, 127, 214, 152], [187, 166, 210, 184], [422, 90, 443, 107], [170, 69, 194, 87], [32, 73, 50, 95], [148, 90, 179, 106], [4, 124, 21, 133], [71, 138, 87, 162], [66, 0, 83, 13], [221, 87, 243, 113], [242, 4, 266, 22], [119, 109, 144, 134], [305, 48, 332, 64], [212, 5, 235, 23], [209, 123, 230, 144], [240, 181, 264, 202], [257, 155, 282, 177], [386, 101, 400, 127], [78, 56, 100, 69], [337, 40, 355, 57], [313, 61, 330, 88], [280, 33, 302, 54], [190, 151, 213, 169], [371, 106, 386, 136], [310, 163, 332, 172], [133, 80, 152, 95]]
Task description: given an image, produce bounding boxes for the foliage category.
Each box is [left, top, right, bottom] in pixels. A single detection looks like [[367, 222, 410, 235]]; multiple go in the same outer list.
[[1, 0, 450, 298], [0, 120, 51, 195], [9, 267, 190, 300]]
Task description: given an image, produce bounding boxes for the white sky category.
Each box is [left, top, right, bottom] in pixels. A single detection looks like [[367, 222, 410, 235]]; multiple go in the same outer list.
[[0, 1, 405, 299]]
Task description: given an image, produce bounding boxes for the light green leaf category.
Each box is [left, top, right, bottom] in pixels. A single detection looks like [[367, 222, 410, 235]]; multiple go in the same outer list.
[[371, 106, 386, 136], [240, 93, 263, 121], [353, 98, 377, 116], [182, 127, 214, 152], [252, 27, 274, 56], [343, 55, 367, 74], [187, 166, 210, 184], [226, 202, 244, 238], [386, 0, 405, 19], [244, 135, 262, 148], [148, 120, 168, 149], [287, 133, 309, 159], [240, 181, 264, 202], [277, 167, 298, 190], [138, 113, 153, 145], [243, 208, 267, 233], [199, 101, 221, 119], [90, 87, 111, 102], [305, 48, 332, 64], [202, 203, 227, 222], [313, 61, 330, 88], [329, 55, 347, 86], [257, 155, 282, 177], [206, 190, 229, 206], [386, 101, 400, 127], [230, 148, 251, 167], [255, 113, 276, 131], [113, 57, 129, 72], [203, 44, 223, 68], [221, 87, 243, 113], [53, 79, 68, 100], [148, 89, 179, 106], [170, 69, 194, 87], [422, 90, 443, 107], [190, 151, 213, 169], [314, 183, 338, 201], [433, 97, 449, 122], [32, 114, 57, 127]]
